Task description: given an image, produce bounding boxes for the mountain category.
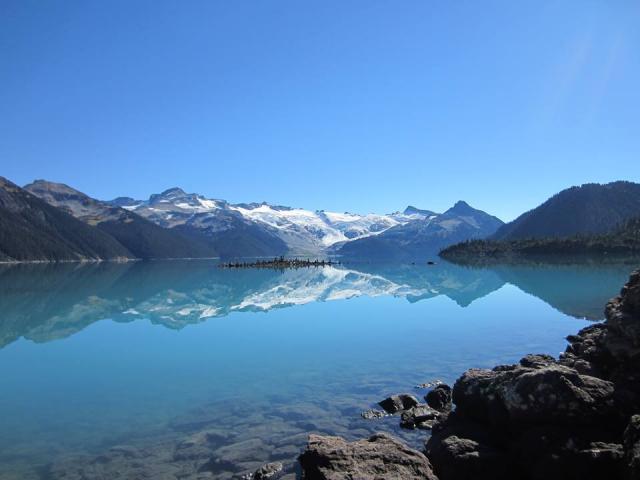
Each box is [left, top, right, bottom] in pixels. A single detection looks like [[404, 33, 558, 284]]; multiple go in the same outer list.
[[4, 177, 504, 260], [117, 188, 427, 256], [108, 197, 139, 208], [232, 204, 422, 252], [24, 180, 217, 259], [403, 205, 436, 216], [334, 201, 504, 259], [493, 181, 640, 240], [0, 177, 132, 262], [114, 187, 288, 257]]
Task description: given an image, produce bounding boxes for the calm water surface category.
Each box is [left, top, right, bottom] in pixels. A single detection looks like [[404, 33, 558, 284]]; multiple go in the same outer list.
[[0, 260, 636, 479]]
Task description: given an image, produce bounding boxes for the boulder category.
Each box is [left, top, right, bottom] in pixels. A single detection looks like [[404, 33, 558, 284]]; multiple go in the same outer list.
[[299, 433, 438, 480], [400, 405, 440, 430], [426, 433, 510, 480], [499, 363, 615, 424], [378, 394, 419, 414], [425, 384, 452, 412], [452, 353, 616, 428]]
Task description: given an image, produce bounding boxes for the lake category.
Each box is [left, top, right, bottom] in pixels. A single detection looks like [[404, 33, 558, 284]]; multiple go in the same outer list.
[[0, 259, 636, 479]]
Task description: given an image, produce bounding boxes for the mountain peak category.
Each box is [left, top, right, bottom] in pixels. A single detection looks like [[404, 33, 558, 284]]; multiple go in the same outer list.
[[493, 180, 640, 240], [441, 201, 503, 226], [446, 200, 475, 214], [149, 187, 191, 204], [403, 205, 436, 216], [108, 196, 139, 207], [159, 187, 187, 197], [24, 179, 88, 199]]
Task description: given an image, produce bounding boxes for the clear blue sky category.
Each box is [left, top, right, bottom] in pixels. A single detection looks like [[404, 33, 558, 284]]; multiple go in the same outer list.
[[2, 1, 639, 221]]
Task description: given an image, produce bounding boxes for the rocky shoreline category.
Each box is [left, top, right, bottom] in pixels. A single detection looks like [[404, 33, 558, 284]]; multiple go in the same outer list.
[[297, 269, 640, 479]]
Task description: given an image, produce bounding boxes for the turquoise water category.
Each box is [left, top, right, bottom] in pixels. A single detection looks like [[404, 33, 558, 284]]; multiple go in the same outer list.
[[0, 260, 635, 479]]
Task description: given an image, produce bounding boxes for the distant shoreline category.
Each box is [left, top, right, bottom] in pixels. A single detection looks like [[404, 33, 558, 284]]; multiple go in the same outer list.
[[0, 257, 222, 265]]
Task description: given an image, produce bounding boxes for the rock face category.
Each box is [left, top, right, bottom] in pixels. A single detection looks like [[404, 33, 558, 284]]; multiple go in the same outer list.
[[298, 433, 438, 480], [625, 415, 640, 480], [425, 270, 640, 480]]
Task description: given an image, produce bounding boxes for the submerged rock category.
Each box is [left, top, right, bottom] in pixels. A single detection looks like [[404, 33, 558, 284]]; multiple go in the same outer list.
[[361, 408, 387, 420], [298, 433, 438, 479], [378, 394, 419, 414], [252, 461, 284, 479]]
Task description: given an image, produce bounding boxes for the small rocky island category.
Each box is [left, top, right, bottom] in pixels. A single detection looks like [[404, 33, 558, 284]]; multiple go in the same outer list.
[[219, 257, 337, 270], [297, 269, 640, 479]]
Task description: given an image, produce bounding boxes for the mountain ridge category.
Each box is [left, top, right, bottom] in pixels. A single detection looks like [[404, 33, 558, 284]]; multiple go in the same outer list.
[[17, 175, 637, 262], [24, 180, 218, 260], [0, 177, 133, 262], [115, 187, 440, 255], [493, 181, 640, 240], [334, 201, 504, 259]]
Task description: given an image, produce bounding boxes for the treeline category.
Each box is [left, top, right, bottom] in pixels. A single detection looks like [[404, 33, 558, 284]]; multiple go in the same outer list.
[[440, 217, 640, 265]]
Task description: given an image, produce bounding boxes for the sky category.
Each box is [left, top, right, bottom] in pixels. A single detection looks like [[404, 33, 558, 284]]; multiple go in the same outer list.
[[1, 1, 639, 221]]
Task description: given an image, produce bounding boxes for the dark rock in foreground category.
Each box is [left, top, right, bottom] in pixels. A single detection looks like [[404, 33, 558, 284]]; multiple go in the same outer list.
[[425, 269, 640, 480], [625, 415, 640, 479], [298, 433, 438, 479], [425, 384, 452, 412]]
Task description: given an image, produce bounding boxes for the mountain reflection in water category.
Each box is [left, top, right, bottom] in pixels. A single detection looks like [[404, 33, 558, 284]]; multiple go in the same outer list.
[[0, 259, 634, 349]]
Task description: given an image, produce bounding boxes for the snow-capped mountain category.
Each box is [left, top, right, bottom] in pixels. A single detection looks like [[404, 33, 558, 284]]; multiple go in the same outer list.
[[118, 187, 230, 229], [229, 203, 429, 253], [23, 180, 217, 259], [113, 187, 433, 255], [16, 179, 502, 259], [335, 201, 504, 259]]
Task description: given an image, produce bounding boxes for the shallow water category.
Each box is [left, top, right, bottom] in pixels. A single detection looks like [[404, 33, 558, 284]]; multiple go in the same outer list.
[[0, 260, 636, 479]]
